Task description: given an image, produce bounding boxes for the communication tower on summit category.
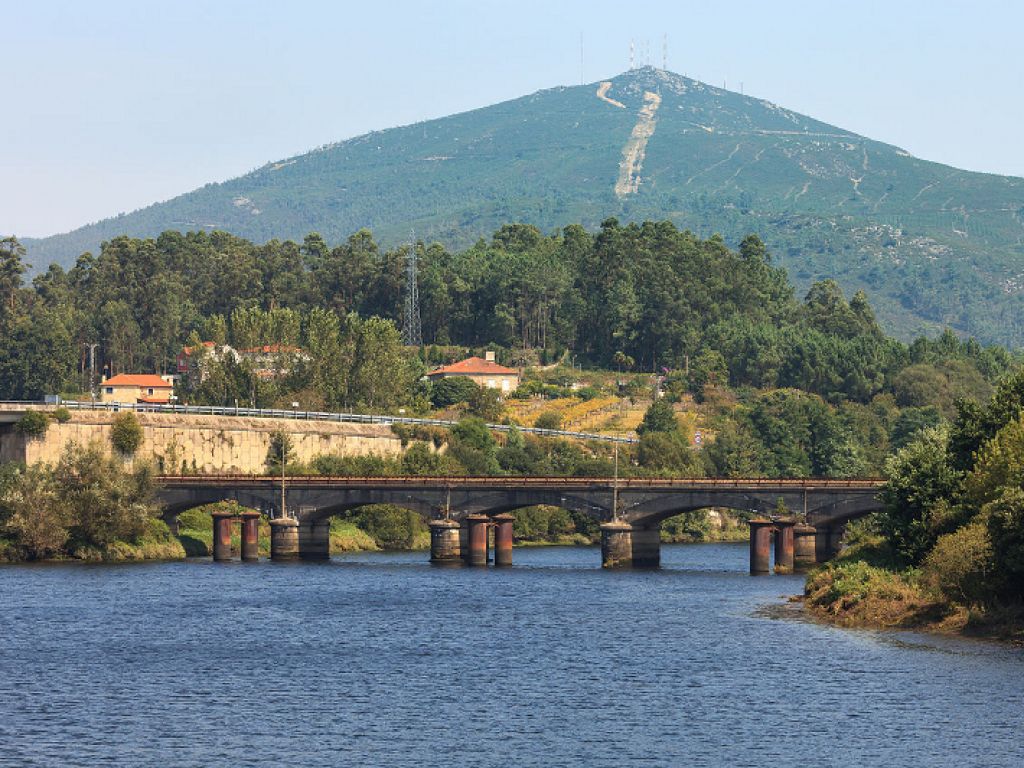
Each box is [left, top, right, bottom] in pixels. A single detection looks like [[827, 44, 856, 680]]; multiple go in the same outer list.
[[402, 233, 422, 348]]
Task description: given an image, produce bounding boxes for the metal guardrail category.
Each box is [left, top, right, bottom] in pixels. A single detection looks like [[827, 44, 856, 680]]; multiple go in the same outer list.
[[18, 399, 638, 444], [158, 475, 885, 488]]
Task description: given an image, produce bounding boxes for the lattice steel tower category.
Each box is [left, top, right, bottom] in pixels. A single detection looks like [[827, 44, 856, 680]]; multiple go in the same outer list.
[[402, 234, 422, 347]]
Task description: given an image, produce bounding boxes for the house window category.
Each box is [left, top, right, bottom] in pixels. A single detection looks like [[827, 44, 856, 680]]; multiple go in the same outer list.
[[501, 379, 510, 391], [487, 379, 496, 389], [147, 388, 154, 395], [106, 387, 113, 394]]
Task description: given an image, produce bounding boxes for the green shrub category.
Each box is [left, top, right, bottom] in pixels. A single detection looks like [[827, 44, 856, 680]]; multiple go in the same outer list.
[[266, 430, 294, 473], [923, 522, 994, 607], [52, 407, 72, 424], [355, 505, 425, 549], [14, 411, 50, 438], [985, 488, 1024, 599], [466, 386, 503, 421], [534, 411, 563, 430], [111, 412, 144, 455], [311, 453, 399, 476], [430, 377, 479, 408]]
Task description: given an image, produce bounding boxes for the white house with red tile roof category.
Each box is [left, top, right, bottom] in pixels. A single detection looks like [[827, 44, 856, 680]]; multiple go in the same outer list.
[[426, 352, 520, 393], [100, 374, 175, 404]]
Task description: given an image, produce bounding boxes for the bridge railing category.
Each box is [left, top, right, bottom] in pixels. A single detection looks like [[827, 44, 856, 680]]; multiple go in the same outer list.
[[157, 474, 885, 488], [44, 399, 637, 444]]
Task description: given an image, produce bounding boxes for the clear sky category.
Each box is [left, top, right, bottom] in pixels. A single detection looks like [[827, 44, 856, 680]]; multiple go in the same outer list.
[[3, 0, 1022, 238]]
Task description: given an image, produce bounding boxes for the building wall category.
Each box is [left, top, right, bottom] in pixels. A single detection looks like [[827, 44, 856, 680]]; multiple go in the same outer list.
[[99, 385, 173, 404], [0, 411, 403, 473]]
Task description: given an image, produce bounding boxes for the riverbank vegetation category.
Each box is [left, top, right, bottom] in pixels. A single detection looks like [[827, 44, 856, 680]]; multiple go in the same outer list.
[[0, 443, 183, 562], [805, 368, 1024, 643]]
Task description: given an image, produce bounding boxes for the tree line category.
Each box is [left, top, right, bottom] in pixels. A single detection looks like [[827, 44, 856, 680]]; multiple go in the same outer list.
[[0, 221, 1016, 408]]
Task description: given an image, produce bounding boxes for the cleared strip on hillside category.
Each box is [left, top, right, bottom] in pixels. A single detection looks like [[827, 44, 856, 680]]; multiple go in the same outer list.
[[615, 91, 661, 197], [596, 81, 626, 109]]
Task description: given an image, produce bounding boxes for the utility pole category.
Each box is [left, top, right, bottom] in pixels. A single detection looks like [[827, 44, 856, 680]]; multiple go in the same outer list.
[[402, 233, 422, 347], [612, 439, 620, 519], [280, 439, 287, 519]]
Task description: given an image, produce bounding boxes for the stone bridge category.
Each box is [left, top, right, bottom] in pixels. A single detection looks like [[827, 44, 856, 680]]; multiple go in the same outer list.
[[158, 475, 884, 570]]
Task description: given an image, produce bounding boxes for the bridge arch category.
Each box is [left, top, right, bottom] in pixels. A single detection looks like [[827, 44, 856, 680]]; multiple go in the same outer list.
[[160, 490, 277, 526], [299, 499, 437, 525], [622, 488, 883, 530], [807, 495, 885, 527]]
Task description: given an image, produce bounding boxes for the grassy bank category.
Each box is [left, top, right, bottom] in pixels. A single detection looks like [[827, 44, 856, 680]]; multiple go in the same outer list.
[[0, 518, 187, 563], [802, 537, 1024, 645]]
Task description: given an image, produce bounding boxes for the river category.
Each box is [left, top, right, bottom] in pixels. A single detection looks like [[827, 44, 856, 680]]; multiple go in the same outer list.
[[1, 543, 1021, 767]]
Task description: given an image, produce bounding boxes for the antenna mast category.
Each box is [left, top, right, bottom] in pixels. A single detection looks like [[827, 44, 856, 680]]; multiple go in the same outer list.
[[629, 39, 635, 70], [662, 34, 667, 70], [402, 232, 422, 347]]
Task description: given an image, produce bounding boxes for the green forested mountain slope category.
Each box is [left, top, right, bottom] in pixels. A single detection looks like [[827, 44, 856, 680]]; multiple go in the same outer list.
[[21, 67, 1024, 345]]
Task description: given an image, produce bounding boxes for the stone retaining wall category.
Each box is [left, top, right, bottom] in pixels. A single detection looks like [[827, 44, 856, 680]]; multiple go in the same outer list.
[[0, 410, 403, 473]]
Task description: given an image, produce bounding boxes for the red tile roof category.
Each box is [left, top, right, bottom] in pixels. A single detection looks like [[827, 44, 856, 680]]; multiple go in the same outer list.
[[104, 374, 173, 388], [181, 341, 217, 356], [238, 344, 303, 354], [428, 356, 517, 376]]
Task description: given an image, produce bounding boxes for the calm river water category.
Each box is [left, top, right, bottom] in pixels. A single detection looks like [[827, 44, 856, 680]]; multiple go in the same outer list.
[[1, 543, 1021, 767]]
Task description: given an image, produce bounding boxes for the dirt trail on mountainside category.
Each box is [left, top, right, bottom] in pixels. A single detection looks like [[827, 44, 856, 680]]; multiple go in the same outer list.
[[615, 91, 662, 197]]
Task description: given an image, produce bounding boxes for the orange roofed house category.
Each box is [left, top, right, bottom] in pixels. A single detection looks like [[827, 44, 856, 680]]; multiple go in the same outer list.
[[426, 352, 520, 393], [100, 374, 175, 404]]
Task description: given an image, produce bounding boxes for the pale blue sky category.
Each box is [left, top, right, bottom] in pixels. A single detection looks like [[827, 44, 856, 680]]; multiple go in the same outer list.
[[3, 0, 1022, 238]]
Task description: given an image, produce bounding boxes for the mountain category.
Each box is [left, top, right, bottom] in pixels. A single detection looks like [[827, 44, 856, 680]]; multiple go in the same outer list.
[[21, 67, 1024, 346]]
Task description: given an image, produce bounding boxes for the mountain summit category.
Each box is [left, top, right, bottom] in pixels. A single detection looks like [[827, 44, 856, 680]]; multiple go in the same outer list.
[[22, 67, 1024, 345]]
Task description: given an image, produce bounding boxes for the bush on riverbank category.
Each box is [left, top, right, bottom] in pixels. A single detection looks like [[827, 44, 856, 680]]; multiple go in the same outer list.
[[0, 442, 163, 562], [72, 518, 185, 562], [805, 558, 937, 629], [810, 368, 1024, 641]]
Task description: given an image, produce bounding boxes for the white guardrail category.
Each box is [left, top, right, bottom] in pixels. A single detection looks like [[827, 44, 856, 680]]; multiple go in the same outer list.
[[22, 399, 638, 444]]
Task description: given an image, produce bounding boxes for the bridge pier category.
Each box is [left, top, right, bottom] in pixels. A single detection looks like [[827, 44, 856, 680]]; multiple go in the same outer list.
[[793, 524, 817, 570], [211, 511, 235, 562], [601, 520, 633, 568], [240, 511, 260, 561], [749, 519, 773, 574], [814, 523, 846, 563], [773, 519, 795, 574], [600, 521, 660, 568], [299, 521, 331, 561], [429, 518, 462, 564], [493, 513, 515, 566], [269, 517, 299, 560], [465, 514, 490, 566]]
